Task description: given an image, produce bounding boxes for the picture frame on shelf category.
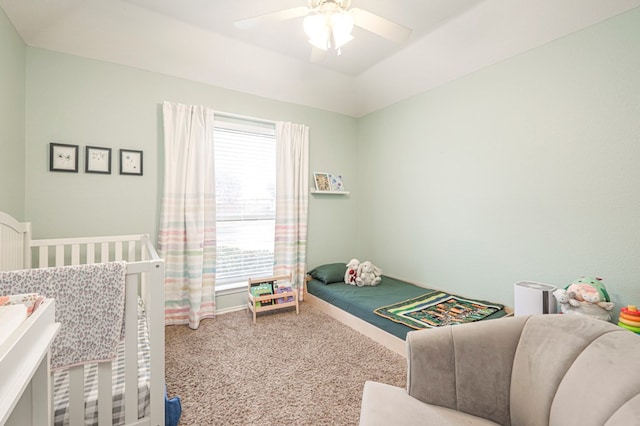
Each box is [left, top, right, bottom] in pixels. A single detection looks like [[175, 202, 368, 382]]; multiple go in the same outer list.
[[120, 149, 143, 176], [49, 143, 79, 173], [328, 174, 345, 191], [85, 146, 112, 174], [313, 172, 331, 191]]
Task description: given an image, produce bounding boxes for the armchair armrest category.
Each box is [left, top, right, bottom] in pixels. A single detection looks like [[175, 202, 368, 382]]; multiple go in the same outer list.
[[406, 315, 530, 425]]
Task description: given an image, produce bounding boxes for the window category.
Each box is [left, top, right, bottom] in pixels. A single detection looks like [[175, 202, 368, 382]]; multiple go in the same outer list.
[[214, 118, 276, 288]]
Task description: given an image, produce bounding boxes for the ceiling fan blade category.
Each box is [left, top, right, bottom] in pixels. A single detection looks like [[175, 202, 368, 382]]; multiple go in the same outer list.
[[234, 6, 310, 30], [350, 8, 412, 43], [310, 46, 327, 63]]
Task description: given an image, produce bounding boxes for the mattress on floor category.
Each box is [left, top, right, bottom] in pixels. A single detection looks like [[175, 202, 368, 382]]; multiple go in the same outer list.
[[307, 275, 507, 340], [53, 298, 151, 426]]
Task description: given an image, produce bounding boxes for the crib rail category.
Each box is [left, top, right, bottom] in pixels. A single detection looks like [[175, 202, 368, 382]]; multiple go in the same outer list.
[[29, 235, 165, 426], [29, 234, 151, 268]]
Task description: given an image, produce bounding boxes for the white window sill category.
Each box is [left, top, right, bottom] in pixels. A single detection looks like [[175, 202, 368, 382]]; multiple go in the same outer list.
[[215, 281, 247, 295]]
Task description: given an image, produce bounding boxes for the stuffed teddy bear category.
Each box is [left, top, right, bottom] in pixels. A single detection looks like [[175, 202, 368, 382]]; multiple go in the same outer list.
[[355, 261, 382, 287], [344, 258, 360, 285], [554, 277, 614, 321]]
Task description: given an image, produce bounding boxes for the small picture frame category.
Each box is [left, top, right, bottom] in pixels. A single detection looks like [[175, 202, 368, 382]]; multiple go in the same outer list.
[[120, 149, 143, 176], [314, 172, 331, 191], [329, 174, 344, 191], [85, 146, 112, 174], [49, 143, 79, 173]]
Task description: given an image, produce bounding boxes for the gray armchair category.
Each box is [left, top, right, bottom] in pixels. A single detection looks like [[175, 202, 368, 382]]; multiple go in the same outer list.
[[359, 314, 640, 425]]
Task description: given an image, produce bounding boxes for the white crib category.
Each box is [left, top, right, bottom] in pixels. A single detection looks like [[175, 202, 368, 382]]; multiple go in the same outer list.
[[0, 211, 165, 426]]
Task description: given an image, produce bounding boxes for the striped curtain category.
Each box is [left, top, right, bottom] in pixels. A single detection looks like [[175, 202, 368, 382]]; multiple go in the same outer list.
[[159, 101, 216, 329], [273, 122, 309, 300]]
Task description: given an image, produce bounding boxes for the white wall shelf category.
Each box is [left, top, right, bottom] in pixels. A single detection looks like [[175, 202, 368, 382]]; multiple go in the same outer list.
[[310, 189, 350, 195]]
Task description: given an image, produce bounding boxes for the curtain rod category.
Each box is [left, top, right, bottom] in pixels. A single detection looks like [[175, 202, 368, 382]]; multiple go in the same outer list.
[[213, 110, 276, 126]]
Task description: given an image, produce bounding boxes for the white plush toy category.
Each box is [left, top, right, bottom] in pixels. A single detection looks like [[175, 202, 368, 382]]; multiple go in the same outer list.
[[553, 288, 571, 306], [556, 296, 613, 321], [344, 258, 360, 285], [553, 283, 614, 322], [355, 261, 382, 287]]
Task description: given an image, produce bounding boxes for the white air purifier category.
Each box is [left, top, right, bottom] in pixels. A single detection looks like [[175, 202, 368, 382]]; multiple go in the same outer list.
[[514, 281, 557, 316]]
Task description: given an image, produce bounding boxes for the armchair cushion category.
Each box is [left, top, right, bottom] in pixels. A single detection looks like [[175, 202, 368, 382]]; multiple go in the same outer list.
[[360, 314, 640, 426], [406, 315, 528, 425], [360, 381, 499, 426], [510, 314, 623, 425]]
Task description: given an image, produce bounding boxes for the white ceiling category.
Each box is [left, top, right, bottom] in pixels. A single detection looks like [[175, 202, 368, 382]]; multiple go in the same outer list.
[[2, 0, 640, 117]]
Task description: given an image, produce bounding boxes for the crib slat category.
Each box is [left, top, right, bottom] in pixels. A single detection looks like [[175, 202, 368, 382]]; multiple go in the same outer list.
[[115, 241, 123, 261], [68, 367, 85, 425], [101, 242, 109, 263], [39, 246, 48, 268], [87, 244, 95, 264], [124, 274, 138, 423], [55, 245, 64, 267], [71, 244, 80, 265], [127, 240, 136, 262], [98, 362, 112, 425]]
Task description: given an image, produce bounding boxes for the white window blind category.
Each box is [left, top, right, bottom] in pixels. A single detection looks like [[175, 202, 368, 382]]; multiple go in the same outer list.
[[214, 119, 276, 286]]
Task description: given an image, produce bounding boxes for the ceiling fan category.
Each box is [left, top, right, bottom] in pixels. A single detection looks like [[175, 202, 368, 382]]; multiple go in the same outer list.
[[234, 0, 412, 56]]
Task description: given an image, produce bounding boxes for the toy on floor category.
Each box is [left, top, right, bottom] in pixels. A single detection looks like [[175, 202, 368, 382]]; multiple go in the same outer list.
[[553, 277, 614, 321], [165, 386, 182, 426], [355, 261, 382, 287], [344, 258, 360, 285], [618, 305, 640, 334]]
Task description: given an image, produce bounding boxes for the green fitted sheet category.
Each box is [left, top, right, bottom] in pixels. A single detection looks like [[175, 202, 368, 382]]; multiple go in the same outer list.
[[306, 275, 507, 340]]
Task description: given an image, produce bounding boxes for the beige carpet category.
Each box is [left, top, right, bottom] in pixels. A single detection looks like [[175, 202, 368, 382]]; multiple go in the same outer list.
[[165, 303, 407, 425]]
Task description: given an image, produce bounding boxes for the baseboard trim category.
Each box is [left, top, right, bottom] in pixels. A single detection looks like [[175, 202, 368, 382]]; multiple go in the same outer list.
[[216, 305, 249, 315]]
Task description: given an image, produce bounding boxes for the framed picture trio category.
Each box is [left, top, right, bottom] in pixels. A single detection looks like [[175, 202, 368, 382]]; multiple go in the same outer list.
[[49, 143, 143, 176]]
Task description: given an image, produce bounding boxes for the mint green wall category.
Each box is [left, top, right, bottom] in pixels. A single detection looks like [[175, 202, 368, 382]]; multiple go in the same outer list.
[[24, 48, 358, 272], [0, 8, 25, 219], [21, 8, 640, 314], [357, 8, 640, 310]]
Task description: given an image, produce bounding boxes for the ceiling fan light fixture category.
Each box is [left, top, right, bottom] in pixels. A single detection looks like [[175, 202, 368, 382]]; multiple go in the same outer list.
[[303, 7, 353, 53], [235, 0, 412, 61], [303, 13, 329, 49], [330, 12, 353, 49], [303, 14, 325, 39]]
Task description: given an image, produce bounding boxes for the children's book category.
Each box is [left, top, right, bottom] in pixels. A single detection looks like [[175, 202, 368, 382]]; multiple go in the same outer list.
[[274, 285, 295, 304], [250, 281, 274, 307]]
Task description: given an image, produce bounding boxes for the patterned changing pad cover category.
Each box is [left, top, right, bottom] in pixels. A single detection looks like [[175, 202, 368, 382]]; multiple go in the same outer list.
[[53, 298, 151, 426]]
